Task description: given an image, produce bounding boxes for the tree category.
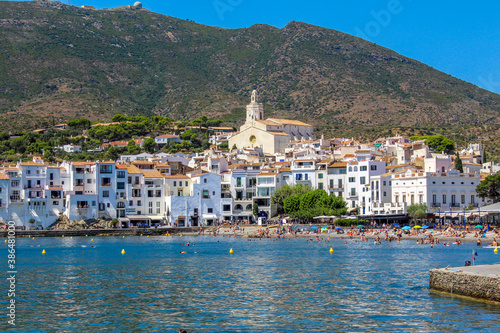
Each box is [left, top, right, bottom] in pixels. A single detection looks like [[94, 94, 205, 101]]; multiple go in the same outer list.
[[252, 203, 259, 218], [111, 114, 128, 122], [454, 153, 463, 173], [106, 146, 119, 161], [143, 138, 156, 153], [406, 204, 428, 223], [127, 140, 141, 154], [232, 144, 237, 151], [476, 173, 500, 203]]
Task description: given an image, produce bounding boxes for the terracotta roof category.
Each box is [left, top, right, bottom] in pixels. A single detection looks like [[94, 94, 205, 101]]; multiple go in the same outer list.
[[156, 134, 179, 139], [116, 164, 128, 169], [48, 186, 63, 190], [257, 172, 277, 176], [210, 127, 234, 130], [329, 162, 348, 168], [163, 174, 190, 179], [126, 165, 142, 174], [0, 173, 10, 180], [155, 163, 170, 167], [344, 154, 354, 157], [71, 161, 94, 166], [132, 160, 154, 165], [267, 118, 313, 127], [141, 170, 163, 178], [279, 167, 291, 172], [256, 119, 280, 126], [355, 150, 372, 153], [20, 162, 45, 167]]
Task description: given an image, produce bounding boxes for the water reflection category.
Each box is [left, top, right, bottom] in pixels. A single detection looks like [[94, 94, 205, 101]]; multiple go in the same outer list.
[[2, 236, 500, 331]]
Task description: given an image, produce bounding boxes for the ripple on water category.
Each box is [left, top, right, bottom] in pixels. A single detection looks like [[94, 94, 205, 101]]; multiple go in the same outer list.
[[2, 236, 500, 332]]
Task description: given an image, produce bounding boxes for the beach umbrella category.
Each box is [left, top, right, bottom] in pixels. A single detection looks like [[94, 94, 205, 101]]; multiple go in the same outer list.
[[310, 226, 318, 229], [475, 225, 483, 228], [413, 225, 421, 229], [335, 227, 343, 231], [321, 226, 329, 229], [393, 223, 400, 227], [421, 225, 429, 229], [357, 225, 364, 228], [402, 226, 411, 230], [293, 225, 299, 229]]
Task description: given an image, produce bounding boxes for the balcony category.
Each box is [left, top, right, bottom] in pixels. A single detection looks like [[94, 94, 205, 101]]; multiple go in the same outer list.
[[451, 203, 461, 208], [101, 183, 112, 187], [329, 186, 343, 191], [431, 203, 441, 207], [9, 197, 23, 203], [132, 183, 141, 188]]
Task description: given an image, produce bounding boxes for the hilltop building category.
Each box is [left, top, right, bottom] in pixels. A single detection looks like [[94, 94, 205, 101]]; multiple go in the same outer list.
[[229, 90, 315, 154]]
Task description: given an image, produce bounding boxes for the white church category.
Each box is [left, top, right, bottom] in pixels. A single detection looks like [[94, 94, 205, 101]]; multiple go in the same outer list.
[[228, 90, 315, 154]]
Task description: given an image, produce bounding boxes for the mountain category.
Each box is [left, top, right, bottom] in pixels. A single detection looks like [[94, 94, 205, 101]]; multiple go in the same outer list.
[[1, 1, 500, 144]]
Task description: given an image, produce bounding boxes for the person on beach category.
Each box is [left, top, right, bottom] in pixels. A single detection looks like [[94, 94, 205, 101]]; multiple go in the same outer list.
[[477, 239, 482, 246]]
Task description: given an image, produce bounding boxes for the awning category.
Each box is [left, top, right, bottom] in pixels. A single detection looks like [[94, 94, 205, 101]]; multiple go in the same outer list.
[[126, 215, 151, 220], [177, 215, 186, 219], [147, 215, 165, 220], [202, 214, 217, 219]]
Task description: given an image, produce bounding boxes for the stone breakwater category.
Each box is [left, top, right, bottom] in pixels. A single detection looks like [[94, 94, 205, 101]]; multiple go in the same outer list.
[[429, 265, 500, 303]]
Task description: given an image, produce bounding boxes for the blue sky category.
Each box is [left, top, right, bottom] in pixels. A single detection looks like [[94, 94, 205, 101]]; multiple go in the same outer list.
[[34, 0, 500, 94]]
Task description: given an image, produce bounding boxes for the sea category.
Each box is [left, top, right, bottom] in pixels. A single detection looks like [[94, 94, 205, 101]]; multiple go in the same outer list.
[[1, 235, 500, 332]]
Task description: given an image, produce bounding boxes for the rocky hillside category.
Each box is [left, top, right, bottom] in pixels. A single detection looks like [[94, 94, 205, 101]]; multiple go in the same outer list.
[[1, 1, 500, 139]]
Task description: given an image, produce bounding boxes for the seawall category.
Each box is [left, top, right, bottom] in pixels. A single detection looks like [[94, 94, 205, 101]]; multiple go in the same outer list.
[[0, 227, 207, 238], [429, 265, 500, 303]]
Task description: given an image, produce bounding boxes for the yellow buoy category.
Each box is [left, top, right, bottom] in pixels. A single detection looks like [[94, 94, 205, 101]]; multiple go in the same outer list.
[[62, 235, 65, 237], [32, 237, 35, 240], [4, 239, 7, 243], [330, 247, 334, 253], [180, 234, 182, 237], [229, 248, 234, 254], [42, 249, 46, 255], [147, 235, 149, 238], [91, 238, 94, 242], [121, 249, 126, 255], [494, 247, 498, 254], [140, 234, 143, 236], [123, 236, 125, 238]]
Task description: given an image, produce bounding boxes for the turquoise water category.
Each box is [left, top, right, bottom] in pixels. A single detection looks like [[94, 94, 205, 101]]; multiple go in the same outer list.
[[2, 235, 500, 332]]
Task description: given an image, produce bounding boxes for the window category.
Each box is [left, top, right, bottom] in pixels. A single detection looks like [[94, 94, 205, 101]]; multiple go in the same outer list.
[[149, 202, 153, 207], [371, 165, 377, 171], [318, 183, 323, 190], [156, 202, 160, 208], [223, 204, 231, 212], [348, 177, 356, 183], [137, 201, 142, 206], [117, 171, 125, 178], [100, 165, 113, 174], [53, 201, 59, 205], [354, 166, 358, 172], [383, 191, 387, 197], [461, 195, 465, 204], [360, 166, 367, 171], [107, 203, 110, 208], [432, 195, 437, 204], [87, 179, 92, 184], [208, 208, 213, 213], [383, 181, 386, 186], [203, 190, 209, 198], [185, 181, 188, 186], [471, 195, 475, 204], [350, 188, 356, 196], [50, 173, 54, 180], [173, 181, 177, 187], [149, 208, 153, 214], [204, 178, 207, 183], [348, 167, 352, 172], [156, 208, 160, 214], [129, 200, 133, 207], [117, 182, 125, 190], [360, 177, 366, 184], [451, 195, 456, 205], [442, 195, 447, 204], [92, 201, 96, 206], [103, 191, 109, 197], [236, 177, 241, 187], [318, 174, 323, 179]]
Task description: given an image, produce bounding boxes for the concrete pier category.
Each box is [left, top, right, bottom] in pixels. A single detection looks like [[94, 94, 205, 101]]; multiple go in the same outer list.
[[429, 265, 500, 303], [0, 227, 206, 238]]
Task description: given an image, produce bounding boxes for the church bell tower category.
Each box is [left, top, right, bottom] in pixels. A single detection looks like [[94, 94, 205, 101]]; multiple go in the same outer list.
[[245, 90, 264, 125]]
